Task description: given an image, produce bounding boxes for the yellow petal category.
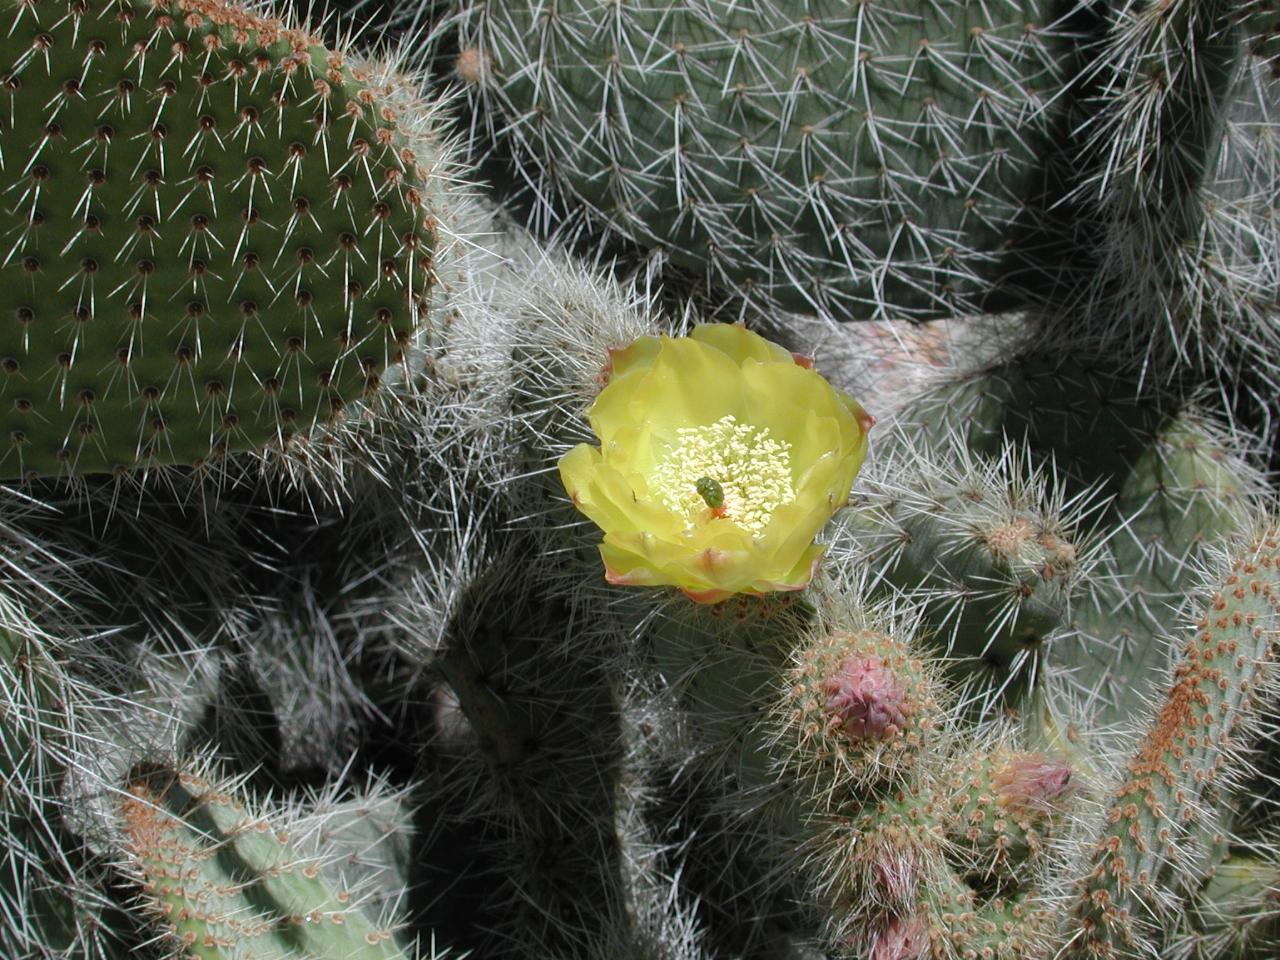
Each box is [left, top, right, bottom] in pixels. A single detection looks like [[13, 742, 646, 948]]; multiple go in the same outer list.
[[691, 322, 794, 366], [740, 359, 858, 451], [559, 443, 603, 510], [599, 535, 667, 586], [760, 452, 849, 571], [589, 336, 745, 445], [599, 423, 661, 485], [754, 542, 827, 593], [590, 462, 684, 539], [605, 335, 662, 381]]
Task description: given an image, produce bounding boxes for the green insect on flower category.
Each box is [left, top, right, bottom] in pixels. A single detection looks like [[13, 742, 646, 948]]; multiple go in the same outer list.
[[695, 477, 726, 510]]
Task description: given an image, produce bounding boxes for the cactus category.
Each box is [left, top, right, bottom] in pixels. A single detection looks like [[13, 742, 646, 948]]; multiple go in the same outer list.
[[444, 0, 1087, 321], [837, 430, 1096, 708], [0, 609, 104, 958], [1064, 0, 1280, 393], [1173, 852, 1280, 958], [117, 760, 420, 960], [0, 0, 451, 479], [477, 243, 1280, 959], [890, 345, 1270, 729], [6, 0, 1280, 955], [1064, 525, 1280, 958]]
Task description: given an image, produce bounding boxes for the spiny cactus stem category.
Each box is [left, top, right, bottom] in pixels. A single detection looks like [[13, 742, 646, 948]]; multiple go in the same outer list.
[[1066, 527, 1280, 958], [1096, 0, 1242, 225], [918, 872, 1054, 959], [121, 769, 409, 960], [435, 645, 533, 768]]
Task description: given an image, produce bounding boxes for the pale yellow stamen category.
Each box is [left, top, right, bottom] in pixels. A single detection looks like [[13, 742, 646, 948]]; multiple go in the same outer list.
[[649, 414, 794, 534]]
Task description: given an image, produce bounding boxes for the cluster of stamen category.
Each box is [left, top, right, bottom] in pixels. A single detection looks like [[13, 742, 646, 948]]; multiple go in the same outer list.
[[649, 414, 794, 534]]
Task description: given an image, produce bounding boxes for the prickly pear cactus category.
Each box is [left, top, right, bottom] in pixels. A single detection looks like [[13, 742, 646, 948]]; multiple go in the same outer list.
[[897, 347, 1269, 728], [119, 762, 415, 960], [0, 0, 444, 479], [452, 0, 1083, 319]]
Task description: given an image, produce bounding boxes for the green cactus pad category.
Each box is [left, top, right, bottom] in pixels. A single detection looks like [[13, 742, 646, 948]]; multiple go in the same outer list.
[[0, 0, 438, 478], [1067, 0, 1280, 385], [462, 0, 1078, 319], [121, 765, 412, 960], [903, 353, 1266, 728], [840, 438, 1087, 702]]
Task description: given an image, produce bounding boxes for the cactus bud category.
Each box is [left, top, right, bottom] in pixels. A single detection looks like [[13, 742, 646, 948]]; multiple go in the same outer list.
[[773, 622, 944, 795], [871, 915, 929, 960], [821, 655, 910, 742], [944, 746, 1077, 883], [993, 753, 1074, 811]]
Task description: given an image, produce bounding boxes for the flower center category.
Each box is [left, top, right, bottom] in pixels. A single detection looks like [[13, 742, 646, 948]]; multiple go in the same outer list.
[[649, 414, 794, 534]]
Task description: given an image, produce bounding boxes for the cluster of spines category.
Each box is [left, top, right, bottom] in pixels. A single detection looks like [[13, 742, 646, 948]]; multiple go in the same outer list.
[[1173, 852, 1280, 957], [0, 613, 97, 957], [0, 0, 442, 478]]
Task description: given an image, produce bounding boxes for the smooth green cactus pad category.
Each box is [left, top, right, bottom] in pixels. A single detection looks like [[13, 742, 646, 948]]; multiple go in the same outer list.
[[461, 0, 1079, 319], [0, 0, 439, 478]]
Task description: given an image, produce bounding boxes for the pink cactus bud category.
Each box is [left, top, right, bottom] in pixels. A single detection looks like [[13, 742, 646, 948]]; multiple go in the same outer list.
[[820, 655, 910, 741], [994, 753, 1073, 810], [872, 915, 928, 960]]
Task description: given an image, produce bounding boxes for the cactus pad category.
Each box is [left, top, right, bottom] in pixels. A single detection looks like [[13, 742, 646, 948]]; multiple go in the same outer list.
[[0, 0, 439, 478], [462, 0, 1077, 319], [121, 765, 412, 960]]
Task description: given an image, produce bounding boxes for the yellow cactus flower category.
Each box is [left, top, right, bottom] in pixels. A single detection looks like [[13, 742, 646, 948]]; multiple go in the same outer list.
[[559, 324, 873, 603]]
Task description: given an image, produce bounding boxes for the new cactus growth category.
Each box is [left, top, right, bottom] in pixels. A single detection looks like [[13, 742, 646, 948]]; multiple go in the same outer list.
[[0, 0, 446, 478], [1066, 526, 1280, 957], [779, 624, 942, 791], [943, 744, 1074, 883]]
